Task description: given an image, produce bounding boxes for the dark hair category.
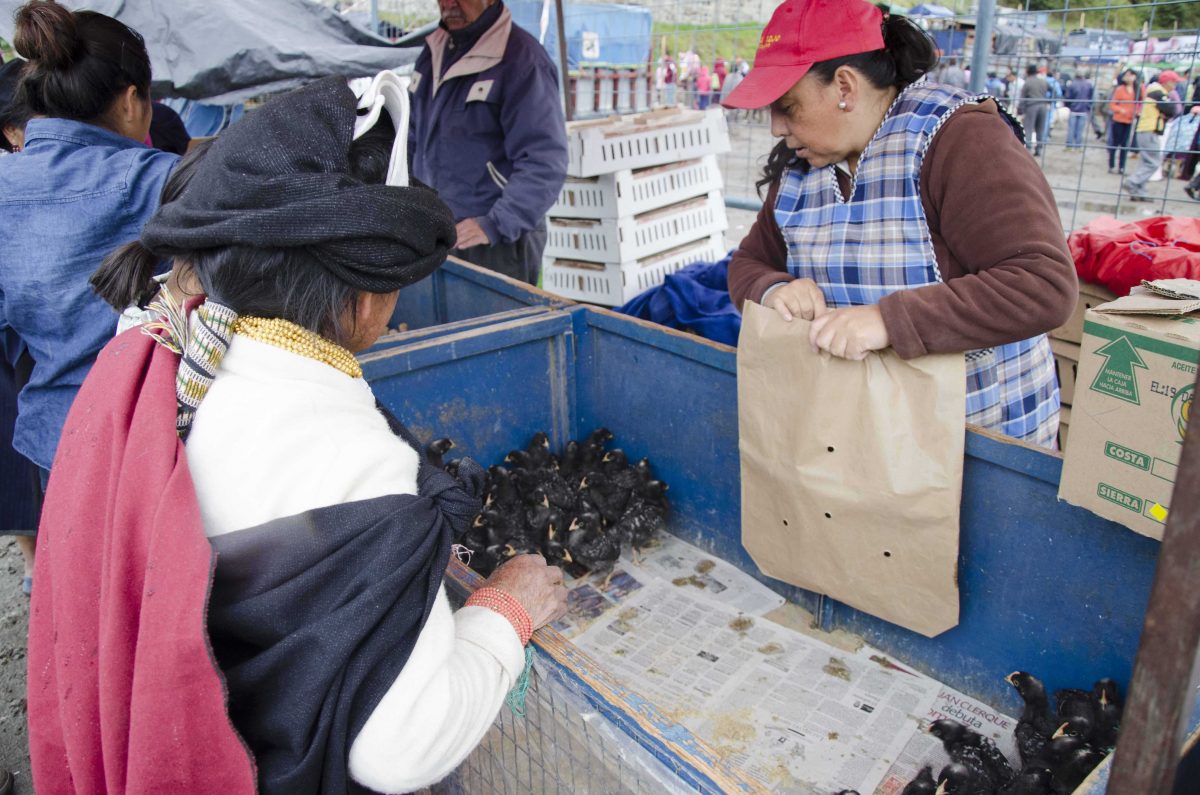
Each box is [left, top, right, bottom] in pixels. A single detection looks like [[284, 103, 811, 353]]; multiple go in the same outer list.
[[93, 114, 401, 347], [756, 13, 936, 195], [90, 139, 215, 309], [0, 99, 34, 152], [1025, 63, 1039, 77], [13, 0, 151, 123]]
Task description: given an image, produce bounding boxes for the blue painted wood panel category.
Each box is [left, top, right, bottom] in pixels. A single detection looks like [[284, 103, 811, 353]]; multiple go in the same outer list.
[[361, 302, 1176, 758]]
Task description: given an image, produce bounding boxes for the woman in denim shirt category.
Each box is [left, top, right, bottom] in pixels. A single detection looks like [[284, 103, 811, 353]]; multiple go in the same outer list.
[[0, 1, 177, 586]]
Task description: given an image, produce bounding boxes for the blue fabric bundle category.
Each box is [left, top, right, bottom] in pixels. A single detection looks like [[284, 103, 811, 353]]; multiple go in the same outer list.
[[615, 251, 742, 346]]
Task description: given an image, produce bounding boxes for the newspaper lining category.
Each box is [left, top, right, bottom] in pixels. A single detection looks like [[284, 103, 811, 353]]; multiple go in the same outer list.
[[552, 534, 1019, 794]]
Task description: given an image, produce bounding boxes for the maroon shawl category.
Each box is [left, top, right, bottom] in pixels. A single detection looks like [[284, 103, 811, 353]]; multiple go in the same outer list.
[[27, 327, 256, 793]]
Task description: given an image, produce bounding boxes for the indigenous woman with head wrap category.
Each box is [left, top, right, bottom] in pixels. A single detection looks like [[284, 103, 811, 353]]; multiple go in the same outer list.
[[0, 0, 178, 592], [725, 0, 1078, 447], [28, 76, 568, 794]]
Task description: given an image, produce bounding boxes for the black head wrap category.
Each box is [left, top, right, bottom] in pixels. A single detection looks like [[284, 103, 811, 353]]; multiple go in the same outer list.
[[141, 76, 455, 293]]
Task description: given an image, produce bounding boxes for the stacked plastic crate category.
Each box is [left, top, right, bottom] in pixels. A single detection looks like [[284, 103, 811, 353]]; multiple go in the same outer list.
[[542, 107, 732, 307]]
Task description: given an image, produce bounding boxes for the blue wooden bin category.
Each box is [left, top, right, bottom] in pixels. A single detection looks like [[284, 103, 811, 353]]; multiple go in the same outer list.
[[361, 302, 1195, 793]]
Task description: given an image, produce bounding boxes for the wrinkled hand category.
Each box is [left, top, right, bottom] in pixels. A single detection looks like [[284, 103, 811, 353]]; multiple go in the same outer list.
[[809, 305, 889, 361], [454, 218, 491, 249], [483, 554, 568, 630], [763, 278, 828, 322]]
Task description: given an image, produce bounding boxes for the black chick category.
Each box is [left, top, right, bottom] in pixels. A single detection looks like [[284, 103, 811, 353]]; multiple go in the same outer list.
[[998, 767, 1054, 795], [558, 440, 582, 479], [614, 491, 668, 563], [928, 719, 1013, 790], [900, 765, 936, 795], [1054, 688, 1095, 728], [934, 762, 992, 795], [580, 472, 624, 525], [1051, 716, 1094, 746], [602, 449, 640, 508], [539, 470, 579, 512], [543, 520, 573, 568], [580, 427, 613, 475], [463, 542, 506, 577], [1044, 734, 1105, 794], [1090, 678, 1122, 750], [524, 431, 554, 469], [1006, 671, 1056, 767], [425, 437, 455, 469], [567, 511, 620, 589], [484, 466, 519, 511], [501, 449, 530, 473]]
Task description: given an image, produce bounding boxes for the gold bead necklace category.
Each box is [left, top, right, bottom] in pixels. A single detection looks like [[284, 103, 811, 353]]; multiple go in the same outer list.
[[232, 316, 363, 379]]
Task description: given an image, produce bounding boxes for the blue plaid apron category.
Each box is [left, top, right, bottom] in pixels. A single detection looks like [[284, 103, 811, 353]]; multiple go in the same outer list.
[[776, 82, 1060, 447]]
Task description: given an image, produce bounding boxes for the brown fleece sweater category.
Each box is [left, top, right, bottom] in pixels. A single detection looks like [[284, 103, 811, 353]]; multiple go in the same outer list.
[[728, 101, 1078, 359]]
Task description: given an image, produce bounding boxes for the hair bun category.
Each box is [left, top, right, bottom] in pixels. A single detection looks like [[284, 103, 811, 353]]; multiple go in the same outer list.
[[14, 0, 80, 69]]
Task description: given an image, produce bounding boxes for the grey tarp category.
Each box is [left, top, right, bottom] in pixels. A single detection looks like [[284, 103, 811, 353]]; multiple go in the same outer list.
[[0, 0, 420, 104]]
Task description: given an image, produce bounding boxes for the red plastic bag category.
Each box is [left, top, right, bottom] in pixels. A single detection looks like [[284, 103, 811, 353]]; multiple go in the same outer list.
[[1068, 215, 1200, 297]]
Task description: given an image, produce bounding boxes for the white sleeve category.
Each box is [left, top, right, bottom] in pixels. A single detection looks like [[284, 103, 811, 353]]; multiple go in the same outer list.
[[347, 586, 526, 793]]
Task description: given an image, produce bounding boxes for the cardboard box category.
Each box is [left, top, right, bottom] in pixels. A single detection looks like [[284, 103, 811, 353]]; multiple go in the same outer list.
[[1058, 405, 1071, 451], [1051, 338, 1081, 406], [1052, 281, 1118, 344], [1058, 305, 1198, 539]]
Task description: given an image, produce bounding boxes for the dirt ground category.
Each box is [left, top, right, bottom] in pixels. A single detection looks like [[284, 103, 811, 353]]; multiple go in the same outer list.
[[0, 539, 31, 793]]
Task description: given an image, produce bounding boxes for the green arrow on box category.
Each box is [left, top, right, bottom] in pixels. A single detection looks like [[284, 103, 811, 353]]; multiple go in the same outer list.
[[1090, 336, 1148, 405]]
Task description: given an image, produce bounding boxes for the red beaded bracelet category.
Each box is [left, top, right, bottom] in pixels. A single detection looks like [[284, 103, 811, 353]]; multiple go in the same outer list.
[[465, 587, 533, 646]]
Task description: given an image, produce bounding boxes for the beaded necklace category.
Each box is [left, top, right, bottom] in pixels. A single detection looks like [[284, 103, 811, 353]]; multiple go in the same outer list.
[[232, 316, 363, 379]]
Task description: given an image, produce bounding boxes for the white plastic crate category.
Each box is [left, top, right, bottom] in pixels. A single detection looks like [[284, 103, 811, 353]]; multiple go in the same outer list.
[[542, 233, 726, 307], [550, 155, 724, 220], [566, 107, 731, 177], [545, 191, 727, 264]]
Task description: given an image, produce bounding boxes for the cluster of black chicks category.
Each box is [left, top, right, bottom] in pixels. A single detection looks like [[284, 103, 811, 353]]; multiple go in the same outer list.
[[449, 429, 670, 583], [863, 671, 1120, 795]]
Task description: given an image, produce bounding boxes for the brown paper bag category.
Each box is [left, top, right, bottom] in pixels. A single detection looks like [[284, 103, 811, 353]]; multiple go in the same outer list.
[[737, 302, 967, 637]]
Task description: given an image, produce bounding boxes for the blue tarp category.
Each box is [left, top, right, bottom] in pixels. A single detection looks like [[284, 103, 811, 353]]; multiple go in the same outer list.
[[932, 29, 969, 57], [614, 252, 742, 347], [507, 1, 652, 69], [908, 4, 956, 18]]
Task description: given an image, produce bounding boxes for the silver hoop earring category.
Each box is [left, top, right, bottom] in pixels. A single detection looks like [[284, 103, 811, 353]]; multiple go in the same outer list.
[[838, 101, 848, 110]]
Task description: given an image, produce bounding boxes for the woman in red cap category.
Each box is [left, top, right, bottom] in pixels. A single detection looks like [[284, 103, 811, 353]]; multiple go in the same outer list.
[[725, 0, 1077, 447]]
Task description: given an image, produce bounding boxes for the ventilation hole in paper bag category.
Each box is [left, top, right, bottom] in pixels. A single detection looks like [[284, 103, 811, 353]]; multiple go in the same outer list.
[[883, 550, 892, 558], [826, 446, 835, 453], [782, 519, 789, 527], [824, 512, 832, 519]]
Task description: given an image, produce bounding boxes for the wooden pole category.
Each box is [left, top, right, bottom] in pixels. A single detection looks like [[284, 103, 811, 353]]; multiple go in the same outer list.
[[1107, 370, 1200, 794]]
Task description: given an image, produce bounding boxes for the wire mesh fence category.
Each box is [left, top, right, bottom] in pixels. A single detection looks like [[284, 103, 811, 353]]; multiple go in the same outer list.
[[426, 658, 699, 795]]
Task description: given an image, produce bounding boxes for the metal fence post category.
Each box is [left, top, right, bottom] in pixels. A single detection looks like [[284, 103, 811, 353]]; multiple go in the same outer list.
[[370, 0, 379, 36], [969, 0, 997, 94]]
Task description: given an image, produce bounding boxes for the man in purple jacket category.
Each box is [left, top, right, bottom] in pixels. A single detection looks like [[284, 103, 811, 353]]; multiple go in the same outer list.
[[1063, 72, 1094, 150], [409, 0, 568, 284]]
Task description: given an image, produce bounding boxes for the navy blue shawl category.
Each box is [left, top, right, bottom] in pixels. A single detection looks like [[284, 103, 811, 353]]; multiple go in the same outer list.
[[207, 415, 483, 794]]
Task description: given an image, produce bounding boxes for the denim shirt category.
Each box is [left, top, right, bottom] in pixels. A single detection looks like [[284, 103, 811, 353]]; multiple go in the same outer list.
[[0, 118, 177, 469]]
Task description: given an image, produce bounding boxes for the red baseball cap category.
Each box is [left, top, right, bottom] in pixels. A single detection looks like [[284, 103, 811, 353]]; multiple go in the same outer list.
[[1157, 70, 1181, 84], [722, 0, 885, 110]]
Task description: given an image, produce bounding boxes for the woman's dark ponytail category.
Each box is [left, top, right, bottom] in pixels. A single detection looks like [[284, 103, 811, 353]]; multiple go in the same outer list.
[[879, 15, 938, 88], [13, 0, 151, 123], [90, 241, 162, 312]]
